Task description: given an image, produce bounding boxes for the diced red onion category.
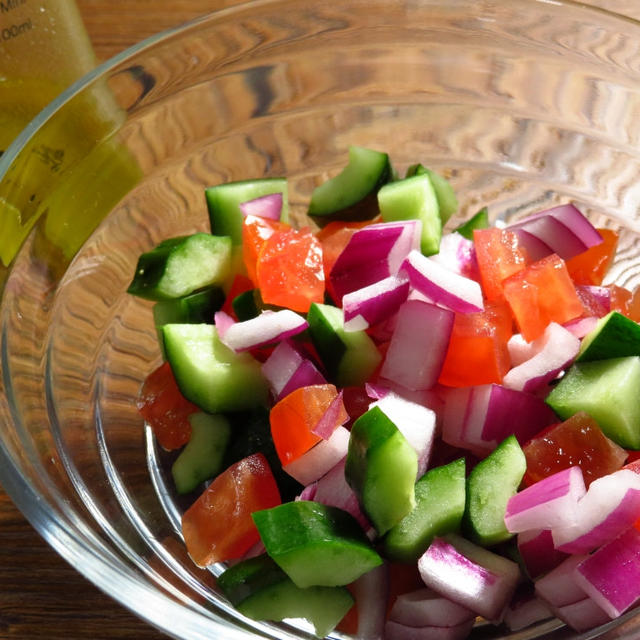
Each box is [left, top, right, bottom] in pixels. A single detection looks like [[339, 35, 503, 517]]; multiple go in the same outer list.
[[214, 309, 235, 338], [502, 589, 553, 632], [552, 468, 640, 554], [517, 529, 569, 579], [384, 619, 476, 640], [388, 588, 476, 627], [380, 300, 454, 391], [552, 595, 611, 632], [400, 250, 484, 313], [311, 390, 348, 439], [504, 466, 586, 533], [563, 316, 599, 339], [352, 563, 389, 640], [262, 340, 308, 398], [342, 274, 410, 332], [282, 426, 350, 486], [369, 392, 436, 477], [574, 525, 640, 619], [277, 358, 326, 401], [507, 333, 536, 368], [575, 284, 611, 318], [442, 384, 556, 457], [311, 458, 372, 534], [220, 309, 308, 352], [507, 204, 603, 260], [329, 220, 421, 303], [509, 229, 553, 262], [534, 554, 590, 608], [502, 322, 580, 393], [239, 193, 283, 220], [431, 232, 480, 281], [418, 534, 521, 622]]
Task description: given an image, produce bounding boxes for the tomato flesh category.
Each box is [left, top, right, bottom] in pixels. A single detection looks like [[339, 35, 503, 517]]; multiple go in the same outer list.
[[522, 412, 628, 488], [181, 453, 281, 566], [565, 228, 618, 286], [137, 361, 198, 450]]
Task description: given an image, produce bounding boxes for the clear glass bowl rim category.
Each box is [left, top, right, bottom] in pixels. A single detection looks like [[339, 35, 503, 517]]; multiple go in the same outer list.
[[2, 0, 640, 638]]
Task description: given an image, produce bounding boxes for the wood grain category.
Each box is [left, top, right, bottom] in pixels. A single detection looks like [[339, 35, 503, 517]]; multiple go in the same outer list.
[[2, 1, 640, 639]]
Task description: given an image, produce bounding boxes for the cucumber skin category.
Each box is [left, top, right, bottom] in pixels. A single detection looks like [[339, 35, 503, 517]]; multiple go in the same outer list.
[[252, 501, 382, 588], [171, 412, 231, 494], [127, 233, 232, 301], [405, 164, 458, 225], [205, 178, 288, 244], [346, 406, 418, 535], [307, 146, 392, 225], [577, 311, 640, 362], [463, 435, 526, 547], [307, 303, 381, 387], [162, 323, 268, 413], [218, 554, 353, 638], [546, 356, 640, 450], [454, 207, 489, 240], [384, 458, 466, 562]]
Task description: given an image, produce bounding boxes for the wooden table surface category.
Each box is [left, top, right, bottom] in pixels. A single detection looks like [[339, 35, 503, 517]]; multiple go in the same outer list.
[[3, 1, 640, 639]]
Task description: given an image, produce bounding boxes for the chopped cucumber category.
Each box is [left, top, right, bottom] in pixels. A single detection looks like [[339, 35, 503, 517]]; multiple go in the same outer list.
[[162, 323, 268, 413], [577, 311, 640, 362], [454, 206, 489, 240], [546, 356, 640, 449], [252, 501, 382, 588], [205, 178, 288, 244], [307, 146, 392, 225], [127, 233, 232, 301], [306, 302, 381, 387], [405, 164, 458, 225], [218, 554, 353, 638], [378, 173, 442, 255], [463, 435, 526, 547], [232, 289, 262, 321], [171, 412, 231, 494], [384, 458, 466, 562], [345, 406, 418, 535]]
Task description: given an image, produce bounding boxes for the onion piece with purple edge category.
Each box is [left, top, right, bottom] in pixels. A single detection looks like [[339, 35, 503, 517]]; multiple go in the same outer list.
[[507, 203, 603, 260], [553, 595, 611, 632], [418, 534, 521, 622], [564, 316, 599, 339], [213, 309, 235, 339], [502, 589, 553, 632], [261, 340, 306, 398], [517, 529, 568, 579], [504, 466, 586, 533], [306, 457, 372, 534], [312, 390, 348, 439], [278, 359, 326, 402], [369, 392, 436, 477], [238, 193, 283, 220], [551, 468, 640, 554], [400, 249, 484, 313], [220, 309, 308, 352], [574, 525, 640, 619], [380, 299, 454, 391], [384, 618, 476, 640], [329, 219, 421, 303], [282, 426, 350, 486], [388, 588, 476, 627], [534, 554, 591, 609], [502, 322, 580, 393], [575, 284, 611, 318], [352, 563, 389, 640], [342, 274, 410, 332], [430, 231, 479, 280]]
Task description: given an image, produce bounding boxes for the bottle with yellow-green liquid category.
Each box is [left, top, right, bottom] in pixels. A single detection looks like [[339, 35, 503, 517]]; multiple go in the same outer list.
[[0, 0, 141, 267]]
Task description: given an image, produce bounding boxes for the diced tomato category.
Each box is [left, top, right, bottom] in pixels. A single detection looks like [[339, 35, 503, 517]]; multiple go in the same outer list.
[[270, 384, 346, 465], [438, 301, 513, 387], [242, 214, 290, 286], [316, 220, 370, 303], [256, 226, 325, 313], [473, 228, 530, 301], [522, 412, 628, 488], [341, 385, 373, 428], [386, 561, 424, 619], [565, 228, 618, 286], [503, 253, 583, 341], [607, 284, 640, 322], [181, 453, 281, 566], [221, 273, 255, 319], [136, 361, 198, 450]]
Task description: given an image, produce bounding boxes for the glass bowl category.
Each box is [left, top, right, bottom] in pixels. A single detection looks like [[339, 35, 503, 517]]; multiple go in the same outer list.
[[2, 1, 640, 638]]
